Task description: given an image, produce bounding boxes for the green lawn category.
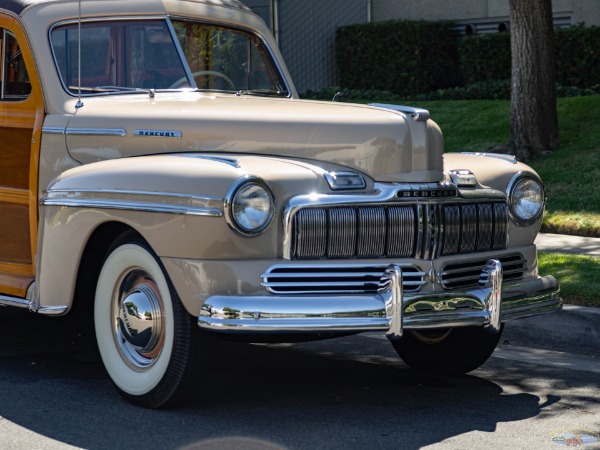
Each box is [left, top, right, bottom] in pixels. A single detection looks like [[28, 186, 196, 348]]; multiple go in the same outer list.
[[409, 97, 600, 307], [408, 96, 600, 237], [538, 253, 600, 307]]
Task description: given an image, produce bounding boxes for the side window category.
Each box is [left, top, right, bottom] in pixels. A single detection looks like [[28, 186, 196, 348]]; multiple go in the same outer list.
[[0, 28, 31, 100], [51, 20, 189, 93], [52, 24, 113, 90]]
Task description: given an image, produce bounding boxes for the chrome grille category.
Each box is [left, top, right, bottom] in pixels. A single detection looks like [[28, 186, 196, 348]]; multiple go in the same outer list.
[[262, 264, 426, 295], [440, 254, 526, 290], [290, 202, 508, 260]]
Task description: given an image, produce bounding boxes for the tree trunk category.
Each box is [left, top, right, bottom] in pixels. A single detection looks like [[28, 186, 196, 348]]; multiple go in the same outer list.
[[509, 0, 559, 160]]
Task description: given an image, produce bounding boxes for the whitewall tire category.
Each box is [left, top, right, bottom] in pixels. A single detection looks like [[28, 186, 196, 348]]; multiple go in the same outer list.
[[94, 231, 212, 408]]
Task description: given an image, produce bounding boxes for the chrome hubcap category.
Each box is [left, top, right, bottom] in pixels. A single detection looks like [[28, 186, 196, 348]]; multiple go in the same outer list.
[[113, 270, 165, 369]]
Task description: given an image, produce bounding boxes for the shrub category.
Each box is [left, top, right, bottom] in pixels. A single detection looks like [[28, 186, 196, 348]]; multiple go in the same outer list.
[[555, 25, 600, 89], [334, 21, 600, 98], [301, 81, 599, 102], [458, 33, 511, 85], [336, 20, 461, 96]]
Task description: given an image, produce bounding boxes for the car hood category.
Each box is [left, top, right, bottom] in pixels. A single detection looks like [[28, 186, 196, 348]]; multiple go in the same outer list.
[[61, 93, 444, 183]]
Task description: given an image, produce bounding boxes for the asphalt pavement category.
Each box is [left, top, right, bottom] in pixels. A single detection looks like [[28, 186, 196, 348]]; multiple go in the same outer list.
[[503, 233, 600, 356]]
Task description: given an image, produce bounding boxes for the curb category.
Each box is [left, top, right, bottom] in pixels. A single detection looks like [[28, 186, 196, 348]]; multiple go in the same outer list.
[[503, 304, 600, 356], [520, 233, 599, 356]]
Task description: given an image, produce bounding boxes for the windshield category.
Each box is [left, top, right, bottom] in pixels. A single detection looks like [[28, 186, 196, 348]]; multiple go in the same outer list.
[[50, 18, 287, 95]]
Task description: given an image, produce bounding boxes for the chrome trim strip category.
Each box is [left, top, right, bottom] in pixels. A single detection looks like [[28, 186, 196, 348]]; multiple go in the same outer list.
[[368, 103, 431, 121], [177, 154, 241, 168], [0, 295, 69, 316], [0, 295, 30, 309], [45, 188, 222, 202], [462, 152, 518, 164], [42, 126, 66, 135], [197, 273, 561, 334], [42, 189, 224, 217], [36, 305, 70, 316], [65, 128, 127, 137], [416, 204, 425, 259], [42, 198, 223, 216]]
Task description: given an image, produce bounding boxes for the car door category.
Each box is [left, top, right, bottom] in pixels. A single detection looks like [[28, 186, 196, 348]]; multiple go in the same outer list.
[[0, 16, 44, 298]]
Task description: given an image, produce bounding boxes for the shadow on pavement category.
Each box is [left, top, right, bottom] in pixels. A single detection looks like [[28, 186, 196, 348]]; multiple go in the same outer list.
[[0, 307, 546, 450]]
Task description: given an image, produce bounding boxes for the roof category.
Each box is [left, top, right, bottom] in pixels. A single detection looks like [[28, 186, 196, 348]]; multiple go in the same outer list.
[[0, 0, 251, 16], [0, 0, 46, 15]]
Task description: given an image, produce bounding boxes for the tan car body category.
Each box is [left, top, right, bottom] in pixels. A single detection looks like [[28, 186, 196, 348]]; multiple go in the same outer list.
[[1, 0, 559, 341]]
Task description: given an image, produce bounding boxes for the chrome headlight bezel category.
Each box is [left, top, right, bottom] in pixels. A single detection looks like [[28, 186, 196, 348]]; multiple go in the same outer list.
[[225, 176, 275, 236], [506, 171, 546, 226]]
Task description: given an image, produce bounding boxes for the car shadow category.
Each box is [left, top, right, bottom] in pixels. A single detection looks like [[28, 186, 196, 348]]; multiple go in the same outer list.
[[0, 308, 557, 450]]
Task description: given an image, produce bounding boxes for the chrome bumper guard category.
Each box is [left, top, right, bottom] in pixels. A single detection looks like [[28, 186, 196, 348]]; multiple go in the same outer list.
[[197, 260, 562, 339]]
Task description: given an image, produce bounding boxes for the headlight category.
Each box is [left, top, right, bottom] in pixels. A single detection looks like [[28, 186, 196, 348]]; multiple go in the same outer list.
[[226, 177, 274, 235], [506, 172, 545, 226]]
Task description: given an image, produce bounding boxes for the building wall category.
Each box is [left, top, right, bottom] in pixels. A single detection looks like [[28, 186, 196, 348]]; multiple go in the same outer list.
[[241, 0, 272, 27], [372, 0, 600, 27], [241, 0, 600, 92], [243, 0, 368, 94]]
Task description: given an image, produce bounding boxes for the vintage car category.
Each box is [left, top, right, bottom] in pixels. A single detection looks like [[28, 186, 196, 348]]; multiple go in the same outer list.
[[0, 0, 561, 408]]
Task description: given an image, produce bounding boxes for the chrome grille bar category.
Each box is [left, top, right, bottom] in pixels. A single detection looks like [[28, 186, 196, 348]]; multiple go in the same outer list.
[[290, 202, 508, 260], [357, 207, 386, 257], [328, 207, 356, 258], [262, 263, 426, 295], [294, 208, 327, 259], [387, 206, 416, 256], [493, 203, 509, 248], [440, 253, 526, 290]]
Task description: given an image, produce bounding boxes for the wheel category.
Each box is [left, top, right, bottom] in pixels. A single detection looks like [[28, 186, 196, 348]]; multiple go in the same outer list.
[[94, 231, 213, 408], [391, 326, 503, 375], [169, 70, 236, 90]]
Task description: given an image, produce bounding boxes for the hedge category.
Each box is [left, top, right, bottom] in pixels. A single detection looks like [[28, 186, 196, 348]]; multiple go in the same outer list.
[[556, 25, 600, 90], [335, 21, 600, 96], [459, 33, 511, 85], [336, 20, 461, 97]]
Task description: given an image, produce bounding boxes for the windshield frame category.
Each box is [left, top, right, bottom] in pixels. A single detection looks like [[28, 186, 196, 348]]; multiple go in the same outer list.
[[48, 15, 292, 98]]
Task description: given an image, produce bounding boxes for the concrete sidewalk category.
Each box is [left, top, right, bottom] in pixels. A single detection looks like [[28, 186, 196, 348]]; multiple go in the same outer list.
[[503, 233, 600, 356], [535, 232, 600, 257]]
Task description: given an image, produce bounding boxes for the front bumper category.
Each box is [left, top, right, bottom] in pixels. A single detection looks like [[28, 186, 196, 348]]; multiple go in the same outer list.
[[197, 259, 562, 339]]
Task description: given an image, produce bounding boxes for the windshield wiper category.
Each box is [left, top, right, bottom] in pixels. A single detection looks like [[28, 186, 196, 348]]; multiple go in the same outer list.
[[235, 88, 289, 97], [87, 86, 157, 96]]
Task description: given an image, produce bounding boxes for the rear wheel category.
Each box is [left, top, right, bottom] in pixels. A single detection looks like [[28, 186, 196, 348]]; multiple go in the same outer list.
[[391, 326, 503, 375], [94, 231, 212, 408]]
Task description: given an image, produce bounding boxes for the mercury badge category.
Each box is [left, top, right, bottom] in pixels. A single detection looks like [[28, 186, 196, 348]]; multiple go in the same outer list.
[[134, 130, 182, 138]]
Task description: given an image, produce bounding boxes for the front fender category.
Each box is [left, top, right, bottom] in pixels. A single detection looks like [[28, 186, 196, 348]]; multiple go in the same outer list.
[[36, 153, 323, 312], [443, 152, 543, 247]]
